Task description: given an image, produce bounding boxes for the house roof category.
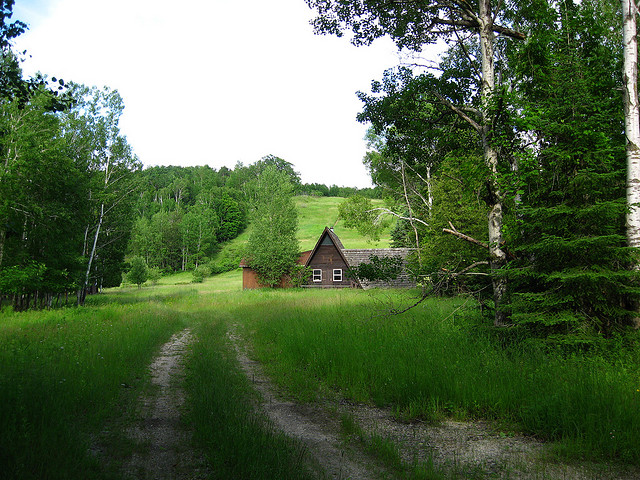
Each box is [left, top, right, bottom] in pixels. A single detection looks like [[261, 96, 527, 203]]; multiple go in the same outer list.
[[304, 226, 349, 268], [342, 248, 415, 289], [305, 227, 416, 290]]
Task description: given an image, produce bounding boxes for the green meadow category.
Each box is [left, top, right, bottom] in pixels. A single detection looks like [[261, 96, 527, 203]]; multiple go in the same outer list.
[[216, 195, 392, 258], [2, 273, 640, 478], [2, 199, 640, 478]]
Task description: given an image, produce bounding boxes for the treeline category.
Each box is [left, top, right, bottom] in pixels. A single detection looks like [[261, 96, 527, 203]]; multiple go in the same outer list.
[[127, 157, 380, 274], [0, 46, 140, 308]]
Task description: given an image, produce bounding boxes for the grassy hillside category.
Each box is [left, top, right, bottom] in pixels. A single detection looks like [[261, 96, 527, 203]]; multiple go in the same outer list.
[[212, 196, 393, 269], [295, 195, 392, 250]]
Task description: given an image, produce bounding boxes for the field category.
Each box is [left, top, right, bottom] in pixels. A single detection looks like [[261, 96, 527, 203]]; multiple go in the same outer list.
[[215, 195, 393, 261], [2, 198, 640, 478], [2, 273, 640, 479]]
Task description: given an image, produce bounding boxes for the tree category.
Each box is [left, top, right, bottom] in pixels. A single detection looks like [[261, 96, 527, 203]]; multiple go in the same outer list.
[[621, 0, 640, 264], [63, 84, 141, 304], [502, 0, 639, 336], [0, 86, 88, 308], [307, 0, 525, 325], [181, 201, 218, 269], [246, 165, 300, 287], [338, 194, 393, 242], [127, 256, 148, 288], [250, 155, 302, 193]]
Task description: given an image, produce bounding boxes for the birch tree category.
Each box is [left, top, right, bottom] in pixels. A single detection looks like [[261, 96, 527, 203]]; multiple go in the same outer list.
[[621, 0, 640, 254], [63, 85, 140, 304], [307, 0, 524, 324]]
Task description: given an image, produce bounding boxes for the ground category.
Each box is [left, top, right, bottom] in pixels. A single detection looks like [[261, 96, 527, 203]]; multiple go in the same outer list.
[[96, 326, 640, 480]]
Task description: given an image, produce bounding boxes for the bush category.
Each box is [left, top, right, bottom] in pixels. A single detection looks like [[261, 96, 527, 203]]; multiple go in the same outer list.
[[147, 267, 162, 285], [191, 269, 204, 283], [127, 257, 148, 288]]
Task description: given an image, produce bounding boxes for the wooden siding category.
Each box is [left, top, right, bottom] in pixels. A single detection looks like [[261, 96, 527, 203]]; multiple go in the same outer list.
[[305, 244, 355, 288], [239, 227, 415, 290]]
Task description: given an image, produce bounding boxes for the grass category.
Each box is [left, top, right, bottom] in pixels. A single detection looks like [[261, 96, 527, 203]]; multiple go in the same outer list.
[[0, 302, 184, 480], [184, 318, 315, 480], [237, 289, 640, 465], [3, 276, 640, 477], [210, 195, 394, 267], [294, 195, 393, 250]]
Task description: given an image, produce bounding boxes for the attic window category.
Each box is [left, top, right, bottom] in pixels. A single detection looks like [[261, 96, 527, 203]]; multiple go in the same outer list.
[[333, 269, 342, 282], [313, 269, 322, 282]]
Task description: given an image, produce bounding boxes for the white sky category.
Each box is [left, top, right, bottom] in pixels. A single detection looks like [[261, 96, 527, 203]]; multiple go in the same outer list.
[[12, 0, 406, 188]]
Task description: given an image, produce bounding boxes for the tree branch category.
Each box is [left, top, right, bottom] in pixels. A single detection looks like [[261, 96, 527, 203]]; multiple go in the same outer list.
[[443, 222, 489, 249], [433, 91, 482, 132], [449, 260, 489, 277], [368, 207, 429, 227], [432, 18, 526, 40]]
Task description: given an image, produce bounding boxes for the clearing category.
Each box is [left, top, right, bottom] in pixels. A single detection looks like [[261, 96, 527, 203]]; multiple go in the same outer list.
[[108, 324, 639, 480]]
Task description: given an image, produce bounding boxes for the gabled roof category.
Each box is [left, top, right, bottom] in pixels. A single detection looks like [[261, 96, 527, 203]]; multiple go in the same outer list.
[[305, 226, 349, 266], [304, 226, 354, 272]]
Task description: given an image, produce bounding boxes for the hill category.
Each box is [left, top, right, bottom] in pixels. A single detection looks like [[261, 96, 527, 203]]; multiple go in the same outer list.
[[211, 196, 393, 271]]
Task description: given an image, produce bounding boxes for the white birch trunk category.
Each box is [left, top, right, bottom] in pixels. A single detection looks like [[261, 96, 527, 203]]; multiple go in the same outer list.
[[80, 202, 104, 305], [622, 0, 640, 253], [479, 0, 509, 326]]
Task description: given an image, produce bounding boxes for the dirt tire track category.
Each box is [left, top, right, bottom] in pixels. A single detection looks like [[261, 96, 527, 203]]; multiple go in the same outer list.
[[122, 327, 209, 480], [229, 326, 640, 480], [228, 326, 382, 480]]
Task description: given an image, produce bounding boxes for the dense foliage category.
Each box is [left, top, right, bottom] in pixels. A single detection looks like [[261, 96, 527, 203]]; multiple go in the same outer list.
[[245, 165, 301, 287], [328, 0, 640, 337], [504, 0, 638, 337], [0, 3, 141, 308]]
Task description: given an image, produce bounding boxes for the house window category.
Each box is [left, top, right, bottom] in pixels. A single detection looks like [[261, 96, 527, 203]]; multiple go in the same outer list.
[[333, 269, 342, 282], [313, 269, 322, 282]]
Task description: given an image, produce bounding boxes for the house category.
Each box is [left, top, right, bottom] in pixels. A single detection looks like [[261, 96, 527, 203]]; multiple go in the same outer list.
[[241, 227, 415, 290]]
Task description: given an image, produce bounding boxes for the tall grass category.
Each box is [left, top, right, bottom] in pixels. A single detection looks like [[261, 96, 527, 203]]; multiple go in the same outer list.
[[0, 303, 184, 479], [184, 317, 315, 480], [240, 289, 640, 464]]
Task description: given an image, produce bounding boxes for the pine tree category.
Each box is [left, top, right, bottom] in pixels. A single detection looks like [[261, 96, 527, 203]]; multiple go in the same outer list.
[[506, 0, 639, 336]]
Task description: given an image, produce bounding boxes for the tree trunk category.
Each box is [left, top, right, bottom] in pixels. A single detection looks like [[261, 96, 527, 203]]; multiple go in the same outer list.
[[479, 0, 509, 326], [622, 0, 640, 253], [0, 227, 5, 269], [79, 203, 104, 306]]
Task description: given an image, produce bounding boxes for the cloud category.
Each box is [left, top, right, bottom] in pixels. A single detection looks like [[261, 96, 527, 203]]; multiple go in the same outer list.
[[14, 0, 402, 188]]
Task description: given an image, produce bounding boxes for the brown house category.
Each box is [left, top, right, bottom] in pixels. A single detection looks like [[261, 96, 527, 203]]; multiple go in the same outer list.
[[303, 226, 359, 288], [241, 227, 416, 290]]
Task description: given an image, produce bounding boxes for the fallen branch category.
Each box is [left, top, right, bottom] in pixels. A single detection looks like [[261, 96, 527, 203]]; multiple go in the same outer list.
[[443, 222, 489, 249], [450, 260, 489, 277]]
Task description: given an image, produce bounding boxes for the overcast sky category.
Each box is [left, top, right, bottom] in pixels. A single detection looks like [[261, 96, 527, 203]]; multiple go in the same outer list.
[[12, 0, 408, 188]]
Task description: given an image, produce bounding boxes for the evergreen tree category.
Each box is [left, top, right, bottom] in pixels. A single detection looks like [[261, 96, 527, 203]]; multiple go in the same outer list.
[[506, 0, 638, 336]]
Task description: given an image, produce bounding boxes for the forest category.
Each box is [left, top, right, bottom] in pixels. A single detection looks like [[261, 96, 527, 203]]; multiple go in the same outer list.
[[1, 0, 640, 341]]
